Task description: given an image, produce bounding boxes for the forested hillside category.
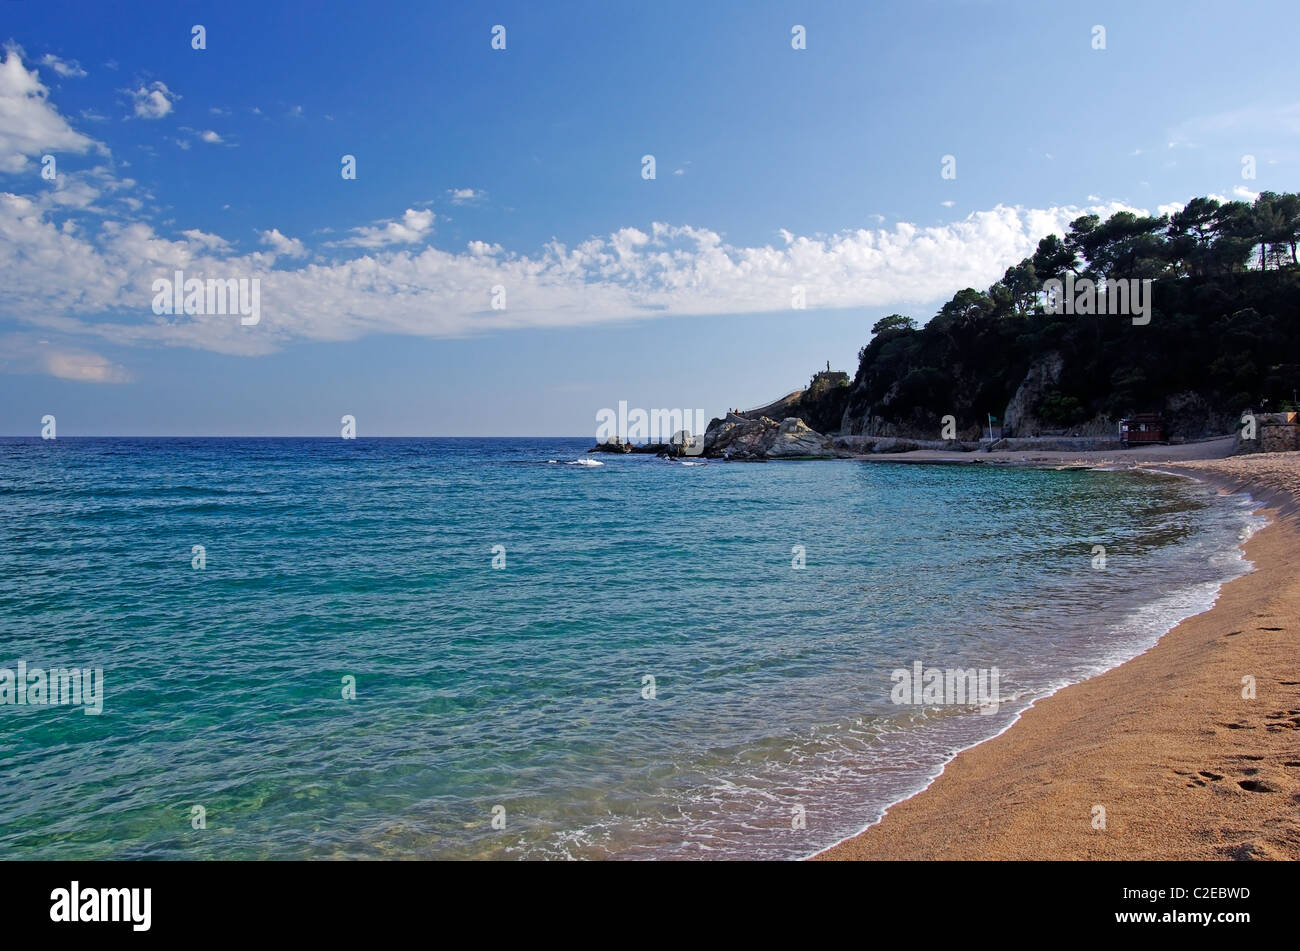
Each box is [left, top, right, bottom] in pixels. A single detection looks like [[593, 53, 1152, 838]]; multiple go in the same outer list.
[[842, 191, 1300, 440]]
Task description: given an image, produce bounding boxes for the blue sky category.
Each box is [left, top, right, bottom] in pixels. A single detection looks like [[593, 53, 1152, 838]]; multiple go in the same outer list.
[[1, 0, 1297, 435]]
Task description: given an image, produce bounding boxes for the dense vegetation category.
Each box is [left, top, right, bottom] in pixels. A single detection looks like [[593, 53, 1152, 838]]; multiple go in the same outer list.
[[843, 191, 1300, 439], [797, 370, 852, 433]]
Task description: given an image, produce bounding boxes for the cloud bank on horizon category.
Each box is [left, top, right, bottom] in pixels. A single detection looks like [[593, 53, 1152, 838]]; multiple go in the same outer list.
[[2, 46, 1145, 377]]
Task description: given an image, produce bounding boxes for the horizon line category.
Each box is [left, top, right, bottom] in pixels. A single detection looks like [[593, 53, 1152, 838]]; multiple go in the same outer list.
[[0, 434, 605, 440]]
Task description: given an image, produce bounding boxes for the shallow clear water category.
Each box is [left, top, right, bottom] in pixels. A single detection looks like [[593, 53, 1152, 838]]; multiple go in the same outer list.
[[0, 437, 1263, 859]]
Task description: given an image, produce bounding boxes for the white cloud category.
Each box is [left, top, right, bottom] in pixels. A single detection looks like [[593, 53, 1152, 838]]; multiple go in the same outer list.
[[337, 207, 435, 248], [180, 228, 231, 252], [199, 129, 222, 144], [259, 227, 306, 258], [0, 49, 99, 172], [0, 186, 1144, 361], [44, 347, 131, 382], [939, 200, 955, 208], [40, 54, 87, 79], [43, 173, 101, 210], [1233, 185, 1259, 201], [1, 332, 133, 383], [447, 188, 484, 205], [126, 81, 177, 119]]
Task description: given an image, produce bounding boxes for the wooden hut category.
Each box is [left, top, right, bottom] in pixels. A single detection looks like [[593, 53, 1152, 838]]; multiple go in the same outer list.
[[1118, 413, 1167, 447]]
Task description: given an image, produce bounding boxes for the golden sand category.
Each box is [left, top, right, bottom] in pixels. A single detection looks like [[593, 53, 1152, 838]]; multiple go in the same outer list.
[[817, 451, 1300, 861]]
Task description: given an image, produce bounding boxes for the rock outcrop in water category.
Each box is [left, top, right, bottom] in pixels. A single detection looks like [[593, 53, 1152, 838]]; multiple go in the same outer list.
[[701, 414, 833, 460], [588, 440, 673, 455]]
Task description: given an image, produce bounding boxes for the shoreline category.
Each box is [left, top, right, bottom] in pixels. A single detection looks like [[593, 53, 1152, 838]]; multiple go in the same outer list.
[[814, 450, 1300, 861]]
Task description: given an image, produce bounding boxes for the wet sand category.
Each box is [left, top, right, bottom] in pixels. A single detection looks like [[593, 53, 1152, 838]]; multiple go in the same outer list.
[[848, 434, 1240, 468], [816, 449, 1300, 861]]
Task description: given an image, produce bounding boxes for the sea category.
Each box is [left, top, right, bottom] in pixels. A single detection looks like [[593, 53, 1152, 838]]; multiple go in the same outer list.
[[0, 437, 1266, 859]]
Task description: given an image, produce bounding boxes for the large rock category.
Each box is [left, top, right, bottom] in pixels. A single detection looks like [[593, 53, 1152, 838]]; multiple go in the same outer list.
[[702, 414, 833, 460], [1002, 351, 1064, 437]]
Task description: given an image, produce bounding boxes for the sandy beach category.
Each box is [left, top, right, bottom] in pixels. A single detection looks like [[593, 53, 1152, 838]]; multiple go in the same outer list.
[[817, 446, 1300, 861]]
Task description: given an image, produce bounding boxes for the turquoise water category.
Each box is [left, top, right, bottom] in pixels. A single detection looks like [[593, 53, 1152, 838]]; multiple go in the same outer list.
[[0, 438, 1263, 859]]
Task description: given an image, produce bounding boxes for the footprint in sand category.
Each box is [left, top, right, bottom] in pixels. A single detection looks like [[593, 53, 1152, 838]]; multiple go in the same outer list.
[[1263, 710, 1300, 732], [1174, 763, 1282, 795]]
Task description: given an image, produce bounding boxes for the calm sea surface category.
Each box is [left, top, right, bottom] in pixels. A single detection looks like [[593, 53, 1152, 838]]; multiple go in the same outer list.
[[0, 437, 1263, 859]]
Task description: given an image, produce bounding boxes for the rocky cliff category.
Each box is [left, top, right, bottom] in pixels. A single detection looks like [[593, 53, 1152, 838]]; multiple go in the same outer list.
[[737, 370, 850, 434]]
